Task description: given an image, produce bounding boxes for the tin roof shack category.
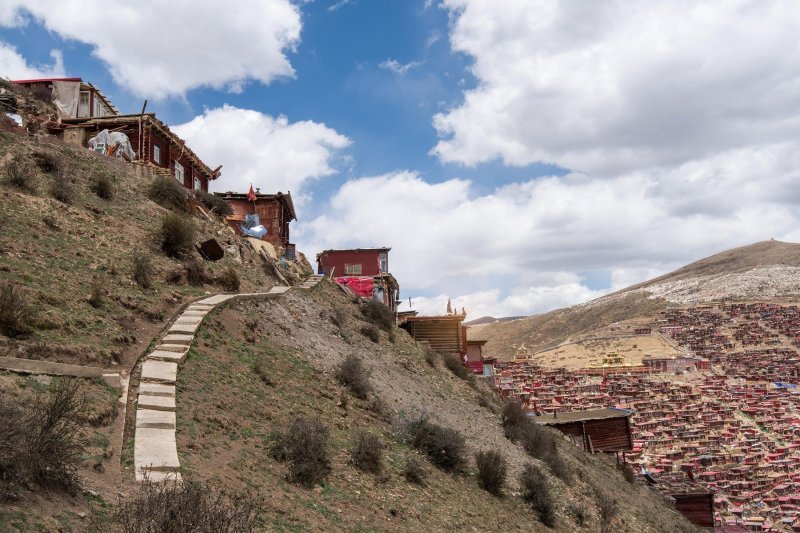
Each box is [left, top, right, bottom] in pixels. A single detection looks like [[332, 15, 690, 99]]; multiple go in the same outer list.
[[400, 315, 467, 356], [317, 248, 400, 311], [62, 114, 219, 193], [12, 77, 119, 120], [466, 339, 487, 374], [657, 475, 716, 529], [531, 408, 634, 453], [215, 192, 296, 250]]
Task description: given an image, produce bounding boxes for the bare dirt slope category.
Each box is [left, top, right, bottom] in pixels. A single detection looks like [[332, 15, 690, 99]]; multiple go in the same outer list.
[[474, 240, 800, 359], [170, 280, 695, 532]]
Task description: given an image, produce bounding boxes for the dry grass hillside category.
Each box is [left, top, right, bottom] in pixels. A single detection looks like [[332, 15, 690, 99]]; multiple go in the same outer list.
[[474, 240, 800, 359]]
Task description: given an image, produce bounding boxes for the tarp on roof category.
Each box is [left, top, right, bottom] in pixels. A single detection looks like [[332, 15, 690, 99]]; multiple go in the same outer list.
[[335, 276, 373, 298], [52, 80, 79, 118]]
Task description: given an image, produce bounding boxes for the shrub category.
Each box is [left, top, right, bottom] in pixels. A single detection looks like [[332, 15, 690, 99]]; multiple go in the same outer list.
[[501, 400, 529, 442], [28, 84, 52, 103], [216, 267, 240, 292], [351, 431, 383, 474], [270, 418, 331, 487], [32, 151, 60, 174], [110, 478, 258, 533], [335, 354, 372, 400], [596, 490, 618, 532], [369, 395, 389, 418], [542, 447, 572, 482], [360, 324, 380, 343], [159, 212, 195, 258], [618, 461, 635, 484], [0, 282, 35, 338], [184, 258, 208, 286], [4, 153, 35, 191], [571, 503, 589, 526], [361, 300, 394, 331], [50, 175, 75, 204], [0, 379, 85, 498], [195, 190, 233, 216], [93, 173, 114, 200], [402, 456, 427, 486], [442, 352, 471, 381], [423, 346, 438, 367], [520, 464, 556, 527], [253, 357, 273, 386], [410, 420, 467, 473], [331, 307, 348, 329], [89, 274, 106, 308], [148, 175, 187, 212], [132, 255, 154, 289], [475, 450, 507, 496]]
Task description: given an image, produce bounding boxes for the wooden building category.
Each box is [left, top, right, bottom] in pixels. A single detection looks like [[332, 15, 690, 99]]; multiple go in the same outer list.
[[214, 191, 296, 249], [13, 77, 118, 119], [400, 315, 467, 355], [658, 475, 716, 529], [531, 408, 634, 452], [317, 248, 399, 311]]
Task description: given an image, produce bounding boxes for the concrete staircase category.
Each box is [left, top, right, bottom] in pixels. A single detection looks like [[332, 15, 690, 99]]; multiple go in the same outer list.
[[133, 276, 323, 483]]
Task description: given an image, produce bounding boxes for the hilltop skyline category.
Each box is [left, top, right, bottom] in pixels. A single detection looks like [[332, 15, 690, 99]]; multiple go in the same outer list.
[[4, 1, 800, 317]]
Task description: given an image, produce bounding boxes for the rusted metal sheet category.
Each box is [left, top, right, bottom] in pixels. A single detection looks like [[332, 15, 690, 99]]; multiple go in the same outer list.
[[197, 239, 224, 261], [672, 494, 714, 528]]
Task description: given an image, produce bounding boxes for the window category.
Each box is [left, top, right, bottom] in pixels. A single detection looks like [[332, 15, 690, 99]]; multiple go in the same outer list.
[[153, 145, 161, 164], [193, 176, 201, 191], [379, 253, 388, 273], [78, 91, 90, 118], [174, 161, 184, 184], [345, 263, 362, 275]]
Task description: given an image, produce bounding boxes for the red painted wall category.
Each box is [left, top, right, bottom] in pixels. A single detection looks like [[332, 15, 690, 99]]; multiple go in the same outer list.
[[317, 250, 386, 277], [228, 199, 290, 247]]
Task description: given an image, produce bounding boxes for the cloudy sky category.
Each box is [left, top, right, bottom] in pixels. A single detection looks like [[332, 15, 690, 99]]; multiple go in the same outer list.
[[3, 0, 800, 318]]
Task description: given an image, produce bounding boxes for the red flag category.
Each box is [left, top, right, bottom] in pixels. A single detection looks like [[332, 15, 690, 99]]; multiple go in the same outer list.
[[246, 183, 257, 202]]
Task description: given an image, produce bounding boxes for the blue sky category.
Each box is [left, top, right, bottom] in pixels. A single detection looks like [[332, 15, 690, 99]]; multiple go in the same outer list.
[[4, 1, 800, 317]]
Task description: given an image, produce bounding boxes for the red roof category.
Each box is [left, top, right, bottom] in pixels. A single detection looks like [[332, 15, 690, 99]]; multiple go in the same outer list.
[[12, 77, 82, 84]]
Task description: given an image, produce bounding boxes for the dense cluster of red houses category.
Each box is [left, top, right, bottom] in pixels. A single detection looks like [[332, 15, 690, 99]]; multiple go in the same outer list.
[[490, 302, 800, 531]]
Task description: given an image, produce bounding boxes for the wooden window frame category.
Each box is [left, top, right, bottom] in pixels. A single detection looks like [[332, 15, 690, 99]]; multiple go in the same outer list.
[[345, 263, 362, 275]]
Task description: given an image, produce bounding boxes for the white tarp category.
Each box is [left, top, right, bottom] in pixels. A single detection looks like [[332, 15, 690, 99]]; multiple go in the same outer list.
[[88, 129, 137, 160], [52, 81, 79, 119]]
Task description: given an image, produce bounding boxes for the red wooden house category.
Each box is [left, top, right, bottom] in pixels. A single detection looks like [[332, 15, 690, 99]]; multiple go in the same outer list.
[[214, 191, 296, 250], [317, 248, 399, 311]]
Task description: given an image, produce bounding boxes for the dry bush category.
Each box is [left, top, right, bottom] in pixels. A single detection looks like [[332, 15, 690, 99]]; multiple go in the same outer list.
[[335, 354, 372, 399], [50, 174, 76, 204], [571, 502, 590, 526], [423, 345, 438, 367], [361, 300, 394, 331], [184, 258, 208, 286], [477, 393, 500, 414], [109, 478, 258, 533], [596, 490, 618, 532], [520, 463, 556, 527], [331, 307, 348, 329], [501, 400, 529, 441], [148, 175, 187, 212], [369, 395, 389, 418], [402, 455, 427, 485], [133, 255, 154, 289], [270, 417, 331, 487], [350, 431, 383, 474], [43, 214, 60, 230], [195, 191, 233, 216], [89, 274, 106, 308], [410, 419, 467, 473], [4, 152, 35, 191], [165, 269, 183, 284], [0, 379, 84, 499], [93, 173, 115, 200], [542, 447, 572, 482], [0, 282, 36, 338], [475, 449, 507, 496], [618, 461, 635, 484], [28, 84, 52, 103], [159, 212, 195, 259], [360, 324, 380, 343], [253, 356, 273, 386], [442, 352, 472, 381], [216, 266, 240, 292], [32, 151, 60, 174]]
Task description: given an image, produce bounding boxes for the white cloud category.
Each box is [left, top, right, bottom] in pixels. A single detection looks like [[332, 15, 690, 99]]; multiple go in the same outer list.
[[172, 105, 351, 208], [379, 59, 424, 75], [434, 0, 800, 174], [1, 1, 301, 98], [328, 0, 353, 12], [0, 42, 64, 79]]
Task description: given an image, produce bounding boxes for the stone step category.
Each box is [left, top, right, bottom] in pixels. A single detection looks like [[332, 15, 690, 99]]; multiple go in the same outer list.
[[137, 394, 176, 411], [174, 317, 202, 326], [197, 294, 234, 305], [268, 286, 291, 294], [181, 309, 207, 316], [155, 344, 189, 354], [147, 350, 184, 363], [140, 361, 177, 384], [168, 322, 199, 334], [139, 383, 175, 397], [136, 409, 176, 429], [142, 471, 183, 483], [162, 334, 193, 346], [135, 427, 180, 476]]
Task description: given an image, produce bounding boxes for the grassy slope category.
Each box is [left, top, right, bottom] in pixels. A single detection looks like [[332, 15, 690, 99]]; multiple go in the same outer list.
[[0, 130, 281, 369], [174, 281, 695, 532]]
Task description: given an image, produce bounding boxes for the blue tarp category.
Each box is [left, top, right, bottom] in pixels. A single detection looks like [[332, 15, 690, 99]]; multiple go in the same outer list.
[[240, 213, 267, 238], [773, 382, 797, 389]]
